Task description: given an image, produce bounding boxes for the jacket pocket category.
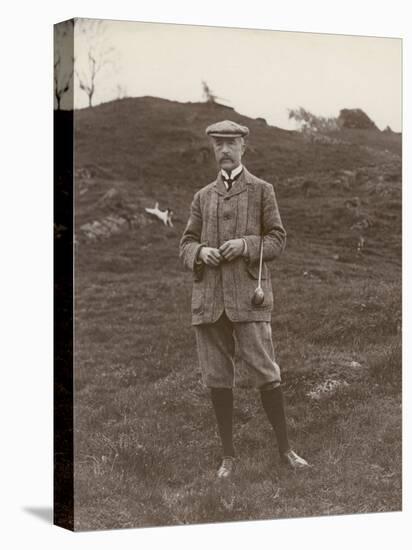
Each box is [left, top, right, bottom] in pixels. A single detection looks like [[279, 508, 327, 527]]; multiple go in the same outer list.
[[249, 274, 274, 309], [191, 283, 204, 314]]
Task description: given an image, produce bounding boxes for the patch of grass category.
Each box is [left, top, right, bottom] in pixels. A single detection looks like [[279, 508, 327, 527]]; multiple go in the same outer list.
[[368, 339, 402, 391], [71, 100, 401, 530]]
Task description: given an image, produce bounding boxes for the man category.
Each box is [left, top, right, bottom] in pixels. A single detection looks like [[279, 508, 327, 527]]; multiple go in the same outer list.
[[179, 120, 309, 478]]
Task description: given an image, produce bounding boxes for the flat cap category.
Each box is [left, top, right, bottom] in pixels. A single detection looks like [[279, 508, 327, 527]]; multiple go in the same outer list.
[[205, 120, 249, 138]]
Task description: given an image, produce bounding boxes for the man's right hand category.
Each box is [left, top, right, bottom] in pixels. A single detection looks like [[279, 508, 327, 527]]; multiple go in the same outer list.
[[199, 247, 222, 267]]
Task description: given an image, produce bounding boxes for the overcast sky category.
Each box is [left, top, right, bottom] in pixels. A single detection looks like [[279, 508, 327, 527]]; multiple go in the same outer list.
[[72, 19, 402, 131]]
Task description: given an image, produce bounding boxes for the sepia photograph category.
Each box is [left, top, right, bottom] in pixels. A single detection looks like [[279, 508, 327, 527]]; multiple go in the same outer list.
[[54, 17, 402, 531]]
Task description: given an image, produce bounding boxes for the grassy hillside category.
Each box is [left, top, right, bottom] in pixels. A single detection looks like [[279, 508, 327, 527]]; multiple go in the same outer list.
[[72, 98, 401, 530]]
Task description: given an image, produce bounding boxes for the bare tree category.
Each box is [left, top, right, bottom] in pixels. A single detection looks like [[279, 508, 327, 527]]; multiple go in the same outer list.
[[77, 51, 100, 107], [54, 20, 74, 110], [202, 80, 218, 103], [201, 80, 229, 105], [75, 19, 115, 108]]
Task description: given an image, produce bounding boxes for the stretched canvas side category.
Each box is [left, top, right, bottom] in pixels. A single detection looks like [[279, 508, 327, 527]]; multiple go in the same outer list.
[[53, 18, 75, 531]]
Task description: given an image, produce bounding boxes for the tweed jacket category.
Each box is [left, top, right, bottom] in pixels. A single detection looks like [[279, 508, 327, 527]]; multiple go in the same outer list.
[[179, 167, 287, 325]]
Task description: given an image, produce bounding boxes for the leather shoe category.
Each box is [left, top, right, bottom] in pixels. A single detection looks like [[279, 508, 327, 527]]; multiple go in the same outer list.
[[281, 449, 310, 469], [217, 456, 235, 479]]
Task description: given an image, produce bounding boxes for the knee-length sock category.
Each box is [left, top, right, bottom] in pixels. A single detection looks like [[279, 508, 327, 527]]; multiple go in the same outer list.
[[260, 385, 290, 454], [210, 388, 235, 457]]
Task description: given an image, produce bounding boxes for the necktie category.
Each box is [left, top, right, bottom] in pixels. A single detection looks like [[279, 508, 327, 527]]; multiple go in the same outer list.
[[222, 168, 242, 192]]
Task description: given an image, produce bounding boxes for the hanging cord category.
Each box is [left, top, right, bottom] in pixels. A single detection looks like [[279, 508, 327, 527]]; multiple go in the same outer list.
[[251, 185, 265, 305], [258, 184, 264, 284]]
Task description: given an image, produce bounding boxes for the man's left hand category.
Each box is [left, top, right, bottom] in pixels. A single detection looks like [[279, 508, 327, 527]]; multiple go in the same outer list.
[[219, 239, 245, 262]]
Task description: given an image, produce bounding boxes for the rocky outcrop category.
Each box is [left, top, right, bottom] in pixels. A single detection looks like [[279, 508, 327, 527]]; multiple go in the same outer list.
[[337, 109, 379, 130]]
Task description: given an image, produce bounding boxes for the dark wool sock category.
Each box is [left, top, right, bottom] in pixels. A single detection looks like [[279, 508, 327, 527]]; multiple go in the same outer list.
[[260, 385, 291, 455], [210, 388, 235, 457]]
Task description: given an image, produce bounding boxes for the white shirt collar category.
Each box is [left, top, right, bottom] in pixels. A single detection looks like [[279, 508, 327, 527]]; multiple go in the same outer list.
[[221, 164, 243, 187]]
